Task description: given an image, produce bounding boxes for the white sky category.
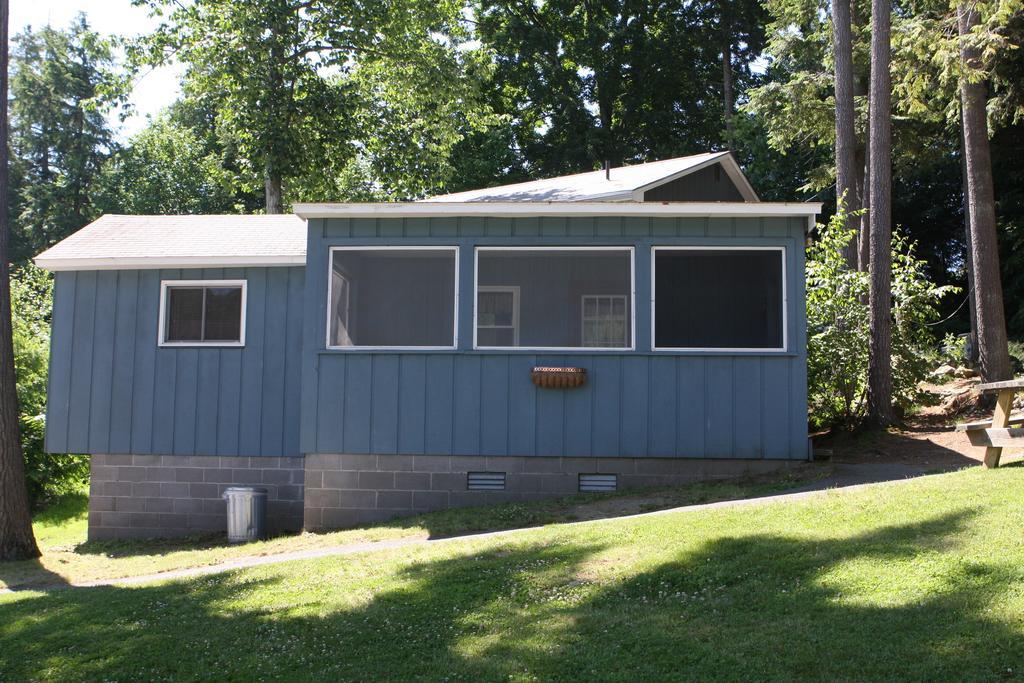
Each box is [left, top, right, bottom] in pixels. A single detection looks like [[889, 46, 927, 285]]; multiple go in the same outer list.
[[11, 0, 183, 139]]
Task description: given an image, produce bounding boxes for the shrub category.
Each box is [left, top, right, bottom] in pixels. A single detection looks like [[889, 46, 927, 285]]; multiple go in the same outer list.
[[806, 209, 957, 429], [1007, 340, 1024, 374], [11, 263, 89, 506]]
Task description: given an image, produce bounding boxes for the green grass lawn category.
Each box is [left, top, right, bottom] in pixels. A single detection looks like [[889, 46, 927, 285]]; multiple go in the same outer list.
[[0, 468, 824, 590], [2, 466, 1022, 681]]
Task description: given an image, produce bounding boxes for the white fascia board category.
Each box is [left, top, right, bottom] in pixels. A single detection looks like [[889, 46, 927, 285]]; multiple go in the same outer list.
[[34, 254, 307, 272], [719, 155, 761, 202], [293, 201, 822, 220]]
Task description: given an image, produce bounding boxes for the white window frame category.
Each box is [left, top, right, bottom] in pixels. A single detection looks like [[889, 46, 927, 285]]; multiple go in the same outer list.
[[476, 285, 520, 346], [158, 279, 247, 348], [580, 294, 629, 348], [474, 246, 636, 351], [325, 245, 460, 351], [651, 246, 788, 353]]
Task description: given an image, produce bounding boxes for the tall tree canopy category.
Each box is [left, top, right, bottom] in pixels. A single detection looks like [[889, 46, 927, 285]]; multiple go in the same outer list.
[[470, 0, 767, 176], [8, 16, 125, 262]]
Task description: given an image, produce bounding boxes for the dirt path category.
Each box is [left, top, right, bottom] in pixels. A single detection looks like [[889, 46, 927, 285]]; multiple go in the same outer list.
[[820, 377, 1024, 470]]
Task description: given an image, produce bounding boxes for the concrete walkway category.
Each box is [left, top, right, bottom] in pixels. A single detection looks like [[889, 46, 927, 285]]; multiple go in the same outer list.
[[1, 461, 966, 594]]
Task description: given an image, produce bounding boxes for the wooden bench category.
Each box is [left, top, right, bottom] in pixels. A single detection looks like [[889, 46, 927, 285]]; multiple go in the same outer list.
[[955, 378, 1024, 467]]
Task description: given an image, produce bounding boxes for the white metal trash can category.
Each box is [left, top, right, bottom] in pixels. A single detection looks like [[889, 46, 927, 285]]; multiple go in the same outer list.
[[223, 486, 268, 543]]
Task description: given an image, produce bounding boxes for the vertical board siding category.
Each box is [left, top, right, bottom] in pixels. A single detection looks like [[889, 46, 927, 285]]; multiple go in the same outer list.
[[397, 355, 427, 454], [424, 355, 455, 453], [47, 266, 305, 457], [49, 215, 809, 462], [732, 357, 763, 458], [507, 355, 538, 456], [44, 272, 75, 453], [195, 350, 220, 455], [130, 270, 159, 454], [648, 356, 677, 456], [172, 349, 199, 454], [259, 267, 288, 454], [480, 356, 510, 456], [562, 359, 592, 457], [676, 359, 707, 457], [238, 271, 267, 455], [370, 355, 400, 454], [283, 267, 305, 455], [453, 356, 482, 455], [619, 356, 650, 456], [534, 356, 565, 457], [315, 354, 345, 453], [589, 356, 622, 457], [87, 271, 117, 453], [67, 270, 97, 449], [108, 271, 138, 454], [342, 355, 372, 453]]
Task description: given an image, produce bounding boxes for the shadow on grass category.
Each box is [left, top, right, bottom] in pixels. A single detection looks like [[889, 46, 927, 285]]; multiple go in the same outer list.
[[70, 532, 243, 559], [3, 505, 1020, 680], [0, 560, 70, 591], [32, 491, 89, 525], [824, 427, 981, 470]]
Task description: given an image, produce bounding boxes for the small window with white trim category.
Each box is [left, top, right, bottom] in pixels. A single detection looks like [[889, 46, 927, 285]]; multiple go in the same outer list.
[[475, 247, 633, 350], [652, 247, 786, 351], [328, 247, 458, 349], [160, 280, 246, 346]]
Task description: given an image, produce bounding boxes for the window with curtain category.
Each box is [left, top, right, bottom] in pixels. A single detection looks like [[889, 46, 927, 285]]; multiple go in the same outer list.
[[475, 248, 633, 349]]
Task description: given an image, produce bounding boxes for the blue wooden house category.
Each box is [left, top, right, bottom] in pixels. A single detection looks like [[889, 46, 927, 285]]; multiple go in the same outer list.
[[35, 152, 821, 539]]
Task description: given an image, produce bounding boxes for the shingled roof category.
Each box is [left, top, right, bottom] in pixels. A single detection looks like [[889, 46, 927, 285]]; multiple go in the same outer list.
[[34, 214, 306, 271]]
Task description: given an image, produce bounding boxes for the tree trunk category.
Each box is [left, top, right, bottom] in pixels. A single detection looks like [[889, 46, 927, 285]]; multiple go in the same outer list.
[[866, 0, 895, 427], [960, 122, 979, 364], [722, 38, 734, 149], [855, 145, 869, 270], [959, 3, 1012, 382], [852, 0, 871, 272], [832, 0, 859, 268], [265, 169, 284, 215], [0, 0, 40, 562]]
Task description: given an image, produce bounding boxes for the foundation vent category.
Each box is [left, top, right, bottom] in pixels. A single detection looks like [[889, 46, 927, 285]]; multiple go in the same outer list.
[[579, 473, 617, 493], [467, 471, 506, 491]]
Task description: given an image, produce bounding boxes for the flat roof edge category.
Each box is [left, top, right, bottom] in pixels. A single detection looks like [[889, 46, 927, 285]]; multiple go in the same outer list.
[[294, 201, 822, 219]]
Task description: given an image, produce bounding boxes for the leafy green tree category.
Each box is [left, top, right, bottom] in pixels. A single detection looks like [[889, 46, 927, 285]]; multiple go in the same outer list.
[[8, 15, 126, 263], [807, 208, 957, 428], [133, 0, 491, 208], [97, 113, 244, 215], [9, 264, 88, 506]]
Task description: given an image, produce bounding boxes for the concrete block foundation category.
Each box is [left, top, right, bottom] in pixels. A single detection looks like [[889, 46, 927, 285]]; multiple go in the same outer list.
[[301, 454, 799, 531], [87, 453, 800, 538], [88, 454, 304, 540]]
